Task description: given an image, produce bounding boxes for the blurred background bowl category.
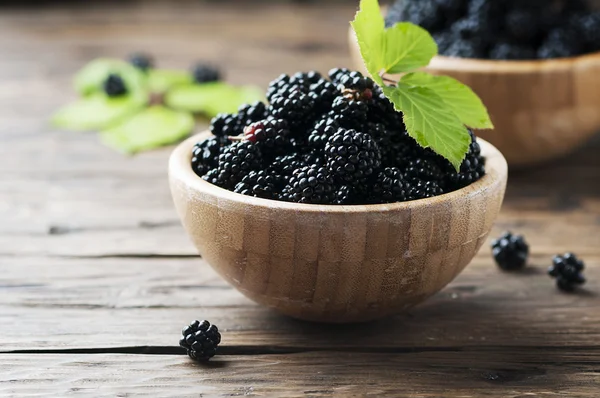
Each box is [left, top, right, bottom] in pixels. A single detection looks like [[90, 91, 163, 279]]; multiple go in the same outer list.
[[169, 131, 508, 323], [349, 29, 600, 167]]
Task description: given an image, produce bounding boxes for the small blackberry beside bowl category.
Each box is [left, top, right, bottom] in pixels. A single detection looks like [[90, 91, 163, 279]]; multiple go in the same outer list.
[[189, 69, 486, 205]]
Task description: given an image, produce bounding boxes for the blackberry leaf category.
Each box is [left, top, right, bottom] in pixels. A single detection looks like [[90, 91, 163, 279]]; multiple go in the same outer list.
[[401, 72, 493, 129], [383, 83, 471, 171]]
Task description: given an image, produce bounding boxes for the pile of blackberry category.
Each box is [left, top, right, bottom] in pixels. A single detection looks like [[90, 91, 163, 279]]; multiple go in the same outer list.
[[386, 0, 600, 60], [191, 69, 485, 205]]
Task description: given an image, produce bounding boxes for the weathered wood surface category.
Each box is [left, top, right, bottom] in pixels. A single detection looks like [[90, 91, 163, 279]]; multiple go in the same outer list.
[[1, 1, 599, 396]]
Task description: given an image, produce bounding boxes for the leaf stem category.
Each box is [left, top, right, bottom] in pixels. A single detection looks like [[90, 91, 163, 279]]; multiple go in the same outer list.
[[379, 72, 398, 85]]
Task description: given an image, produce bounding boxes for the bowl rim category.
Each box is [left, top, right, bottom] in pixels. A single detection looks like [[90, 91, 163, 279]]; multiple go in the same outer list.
[[429, 51, 600, 73], [169, 131, 507, 214]]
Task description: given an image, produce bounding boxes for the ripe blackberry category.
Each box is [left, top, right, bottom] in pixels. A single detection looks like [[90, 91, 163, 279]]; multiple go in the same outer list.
[[489, 42, 536, 60], [129, 53, 154, 71], [397, 0, 444, 32], [491, 231, 529, 271], [548, 253, 586, 292], [243, 118, 291, 157], [572, 13, 600, 52], [370, 167, 410, 204], [237, 101, 268, 128], [325, 129, 382, 184], [268, 153, 307, 178], [192, 64, 221, 84], [505, 9, 540, 44], [329, 96, 368, 129], [434, 32, 455, 54], [333, 185, 359, 205], [191, 137, 226, 177], [328, 68, 351, 85], [307, 117, 340, 150], [234, 170, 277, 199], [210, 113, 242, 138], [281, 164, 336, 204], [202, 168, 219, 185], [538, 28, 583, 59], [289, 71, 322, 89], [103, 74, 127, 97], [268, 90, 316, 132], [309, 79, 339, 112], [405, 158, 444, 182], [442, 132, 485, 190], [408, 179, 444, 200], [216, 141, 262, 188], [266, 74, 291, 102], [179, 320, 221, 362], [445, 39, 485, 59], [337, 71, 374, 92]]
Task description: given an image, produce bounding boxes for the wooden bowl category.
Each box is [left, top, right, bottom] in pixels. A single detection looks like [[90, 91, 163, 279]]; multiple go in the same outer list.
[[349, 29, 600, 167], [169, 132, 508, 323]]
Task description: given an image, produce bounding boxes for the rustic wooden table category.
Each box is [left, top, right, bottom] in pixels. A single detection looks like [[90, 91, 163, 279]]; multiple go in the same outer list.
[[1, 1, 599, 396]]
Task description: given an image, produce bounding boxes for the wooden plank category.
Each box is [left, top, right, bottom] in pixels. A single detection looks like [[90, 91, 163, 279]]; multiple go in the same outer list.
[[1, 256, 598, 350], [1, 352, 599, 397]]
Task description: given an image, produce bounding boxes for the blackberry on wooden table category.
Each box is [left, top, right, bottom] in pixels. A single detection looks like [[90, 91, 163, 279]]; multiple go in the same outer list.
[[549, 253, 586, 292], [180, 320, 221, 362], [491, 231, 529, 271]]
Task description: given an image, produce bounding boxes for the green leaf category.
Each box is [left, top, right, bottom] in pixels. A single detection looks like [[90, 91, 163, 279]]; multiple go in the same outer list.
[[74, 58, 147, 97], [165, 82, 264, 117], [383, 84, 471, 170], [148, 69, 191, 94], [100, 105, 194, 154], [382, 23, 438, 74], [350, 0, 385, 84], [401, 72, 493, 129], [52, 94, 145, 131]]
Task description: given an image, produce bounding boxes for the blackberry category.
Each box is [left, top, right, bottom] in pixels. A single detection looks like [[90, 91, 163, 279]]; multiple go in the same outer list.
[[408, 179, 444, 200], [192, 64, 221, 84], [210, 113, 242, 138], [281, 165, 336, 204], [370, 167, 410, 204], [103, 74, 127, 97], [266, 74, 291, 102], [129, 53, 153, 71], [398, 0, 445, 32], [234, 170, 278, 199], [329, 96, 368, 129], [309, 79, 339, 112], [328, 68, 351, 85], [572, 13, 600, 52], [538, 28, 583, 59], [489, 42, 536, 60], [269, 89, 316, 132], [289, 71, 322, 89], [548, 253, 586, 292], [307, 117, 340, 150], [505, 9, 540, 45], [179, 320, 221, 362], [216, 141, 262, 188], [268, 153, 307, 178], [191, 137, 226, 177], [491, 231, 529, 271], [243, 118, 291, 157], [237, 101, 268, 129], [337, 71, 375, 92], [325, 128, 382, 184], [406, 158, 444, 182], [434, 32, 455, 54], [333, 185, 359, 205], [202, 168, 219, 185], [445, 39, 485, 59], [452, 17, 485, 41], [442, 132, 485, 190]]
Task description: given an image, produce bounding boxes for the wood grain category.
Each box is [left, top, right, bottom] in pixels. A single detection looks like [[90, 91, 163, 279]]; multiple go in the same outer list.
[[1, 1, 600, 396]]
